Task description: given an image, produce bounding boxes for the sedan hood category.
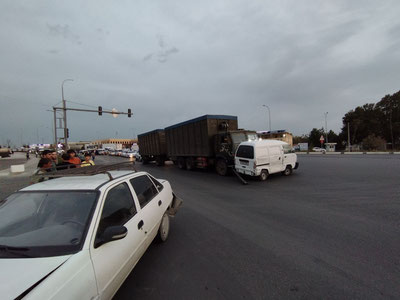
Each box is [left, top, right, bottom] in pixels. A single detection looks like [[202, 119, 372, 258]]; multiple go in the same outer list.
[[0, 255, 71, 300]]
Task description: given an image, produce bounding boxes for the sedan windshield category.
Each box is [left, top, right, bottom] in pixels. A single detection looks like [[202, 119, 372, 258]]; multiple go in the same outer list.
[[0, 191, 97, 258]]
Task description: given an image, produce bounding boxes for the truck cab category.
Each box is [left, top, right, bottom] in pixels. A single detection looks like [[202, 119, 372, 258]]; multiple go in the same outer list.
[[234, 140, 298, 181], [213, 130, 258, 175]]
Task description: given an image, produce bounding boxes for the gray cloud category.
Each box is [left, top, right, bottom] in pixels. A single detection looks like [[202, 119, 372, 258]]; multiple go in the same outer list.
[[47, 23, 82, 45], [0, 0, 400, 146]]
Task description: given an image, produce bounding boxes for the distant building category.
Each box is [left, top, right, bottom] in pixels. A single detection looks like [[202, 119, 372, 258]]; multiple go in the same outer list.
[[257, 130, 293, 146], [92, 138, 138, 149], [325, 142, 337, 152]]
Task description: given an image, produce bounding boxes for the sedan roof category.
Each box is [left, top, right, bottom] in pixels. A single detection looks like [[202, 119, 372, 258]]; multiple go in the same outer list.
[[22, 170, 137, 191]]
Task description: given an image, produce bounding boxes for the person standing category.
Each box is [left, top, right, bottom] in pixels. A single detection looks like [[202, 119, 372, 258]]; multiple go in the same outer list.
[[81, 153, 95, 167], [67, 149, 81, 166]]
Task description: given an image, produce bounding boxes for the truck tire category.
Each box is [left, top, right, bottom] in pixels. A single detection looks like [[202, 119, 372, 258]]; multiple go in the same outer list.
[[142, 157, 149, 165], [156, 212, 170, 243], [282, 165, 292, 176], [185, 157, 194, 170], [156, 157, 165, 166], [177, 157, 186, 169], [216, 159, 228, 176], [259, 170, 268, 181]]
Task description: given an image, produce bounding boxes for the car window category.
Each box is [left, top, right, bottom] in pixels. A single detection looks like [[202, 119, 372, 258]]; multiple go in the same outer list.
[[0, 191, 98, 257], [130, 175, 158, 208], [236, 145, 254, 159], [97, 183, 136, 237], [149, 175, 164, 192]]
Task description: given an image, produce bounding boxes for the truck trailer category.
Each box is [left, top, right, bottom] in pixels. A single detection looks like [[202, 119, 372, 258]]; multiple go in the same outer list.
[[138, 129, 167, 166], [138, 115, 257, 175]]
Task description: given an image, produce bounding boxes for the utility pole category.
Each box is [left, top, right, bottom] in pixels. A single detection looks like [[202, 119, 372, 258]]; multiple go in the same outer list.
[[347, 122, 351, 152], [390, 109, 394, 150], [62, 79, 73, 150], [262, 105, 271, 131], [53, 108, 57, 148], [324, 112, 328, 144]]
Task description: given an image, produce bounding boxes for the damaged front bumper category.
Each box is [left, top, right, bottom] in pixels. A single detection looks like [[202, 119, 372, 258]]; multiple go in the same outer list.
[[168, 193, 183, 216]]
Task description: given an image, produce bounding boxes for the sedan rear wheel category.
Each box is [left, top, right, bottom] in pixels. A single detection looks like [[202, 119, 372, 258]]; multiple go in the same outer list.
[[157, 212, 170, 242]]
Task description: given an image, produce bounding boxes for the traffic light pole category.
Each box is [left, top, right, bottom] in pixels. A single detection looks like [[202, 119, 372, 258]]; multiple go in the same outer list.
[[52, 105, 133, 150]]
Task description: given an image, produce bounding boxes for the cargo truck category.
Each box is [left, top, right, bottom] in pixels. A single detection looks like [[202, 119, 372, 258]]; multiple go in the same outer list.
[[138, 129, 167, 166], [138, 115, 257, 175]]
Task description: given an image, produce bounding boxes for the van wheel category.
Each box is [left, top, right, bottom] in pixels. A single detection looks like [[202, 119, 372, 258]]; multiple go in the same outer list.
[[216, 159, 228, 176], [177, 157, 186, 169], [156, 212, 170, 242], [259, 170, 268, 181], [283, 165, 292, 176]]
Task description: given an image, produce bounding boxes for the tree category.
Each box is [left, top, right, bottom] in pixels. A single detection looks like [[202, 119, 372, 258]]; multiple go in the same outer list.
[[308, 128, 324, 148], [293, 134, 309, 144], [340, 90, 400, 150], [362, 135, 386, 151]]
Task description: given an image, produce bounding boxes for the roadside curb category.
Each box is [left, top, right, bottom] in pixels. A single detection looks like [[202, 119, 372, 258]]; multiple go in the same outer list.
[[297, 152, 400, 155]]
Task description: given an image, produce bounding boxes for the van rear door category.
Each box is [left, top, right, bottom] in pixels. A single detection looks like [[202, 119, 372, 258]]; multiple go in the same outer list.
[[235, 145, 255, 175]]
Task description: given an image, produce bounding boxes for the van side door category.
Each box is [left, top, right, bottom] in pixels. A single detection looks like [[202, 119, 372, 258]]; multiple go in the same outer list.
[[269, 145, 284, 173]]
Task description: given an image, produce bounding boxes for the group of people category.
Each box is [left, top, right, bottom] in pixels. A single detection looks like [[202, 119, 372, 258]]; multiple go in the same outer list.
[[36, 149, 95, 174]]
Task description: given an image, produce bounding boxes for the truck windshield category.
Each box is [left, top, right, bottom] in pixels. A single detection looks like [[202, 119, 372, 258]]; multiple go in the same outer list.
[[0, 191, 97, 258]]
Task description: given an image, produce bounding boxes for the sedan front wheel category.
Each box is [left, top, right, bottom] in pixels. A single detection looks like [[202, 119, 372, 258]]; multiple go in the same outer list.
[[157, 212, 170, 242]]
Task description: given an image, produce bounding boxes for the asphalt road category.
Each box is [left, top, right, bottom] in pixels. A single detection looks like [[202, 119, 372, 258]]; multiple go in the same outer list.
[[0, 154, 399, 299], [113, 154, 399, 300]]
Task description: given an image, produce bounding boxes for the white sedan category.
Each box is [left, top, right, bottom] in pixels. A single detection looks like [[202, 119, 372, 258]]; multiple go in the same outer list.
[[312, 147, 326, 153], [0, 170, 182, 299]]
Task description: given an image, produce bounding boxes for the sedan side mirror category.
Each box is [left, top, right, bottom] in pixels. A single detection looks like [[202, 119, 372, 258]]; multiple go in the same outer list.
[[95, 225, 128, 248]]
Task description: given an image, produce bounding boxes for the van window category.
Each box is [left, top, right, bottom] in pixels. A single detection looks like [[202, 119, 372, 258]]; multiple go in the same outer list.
[[236, 145, 254, 159], [283, 144, 294, 154]]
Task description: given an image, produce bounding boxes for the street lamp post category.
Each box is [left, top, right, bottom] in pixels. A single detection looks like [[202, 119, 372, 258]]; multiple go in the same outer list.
[[324, 112, 328, 144], [262, 105, 271, 132], [62, 79, 74, 149]]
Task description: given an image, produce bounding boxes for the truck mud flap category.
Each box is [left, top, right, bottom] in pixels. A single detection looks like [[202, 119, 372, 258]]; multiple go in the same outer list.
[[232, 168, 248, 185], [168, 193, 183, 216], [294, 162, 299, 169]]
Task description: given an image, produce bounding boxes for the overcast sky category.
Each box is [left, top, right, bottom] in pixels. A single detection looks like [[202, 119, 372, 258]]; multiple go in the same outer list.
[[1, 0, 400, 146]]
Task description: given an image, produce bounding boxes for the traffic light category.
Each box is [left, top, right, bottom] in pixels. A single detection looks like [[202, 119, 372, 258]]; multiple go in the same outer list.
[[128, 108, 132, 118], [98, 106, 102, 116], [67, 128, 70, 138]]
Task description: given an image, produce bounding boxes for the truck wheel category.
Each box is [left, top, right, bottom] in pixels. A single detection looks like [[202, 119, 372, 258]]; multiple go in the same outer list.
[[185, 157, 194, 170], [216, 159, 228, 176], [156, 212, 170, 243], [177, 157, 186, 169], [259, 170, 268, 181], [156, 157, 165, 166], [142, 157, 149, 165], [283, 165, 292, 176]]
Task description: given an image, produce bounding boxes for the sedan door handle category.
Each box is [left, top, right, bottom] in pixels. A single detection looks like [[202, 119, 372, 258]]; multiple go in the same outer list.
[[138, 220, 144, 230], [158, 200, 162, 206]]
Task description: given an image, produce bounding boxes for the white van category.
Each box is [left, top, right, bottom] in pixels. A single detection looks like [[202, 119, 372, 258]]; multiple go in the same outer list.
[[235, 140, 299, 181]]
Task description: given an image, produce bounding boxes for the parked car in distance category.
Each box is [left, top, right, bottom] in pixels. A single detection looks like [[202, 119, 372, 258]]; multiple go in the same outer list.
[[0, 170, 182, 300], [235, 140, 299, 181], [312, 147, 326, 153]]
